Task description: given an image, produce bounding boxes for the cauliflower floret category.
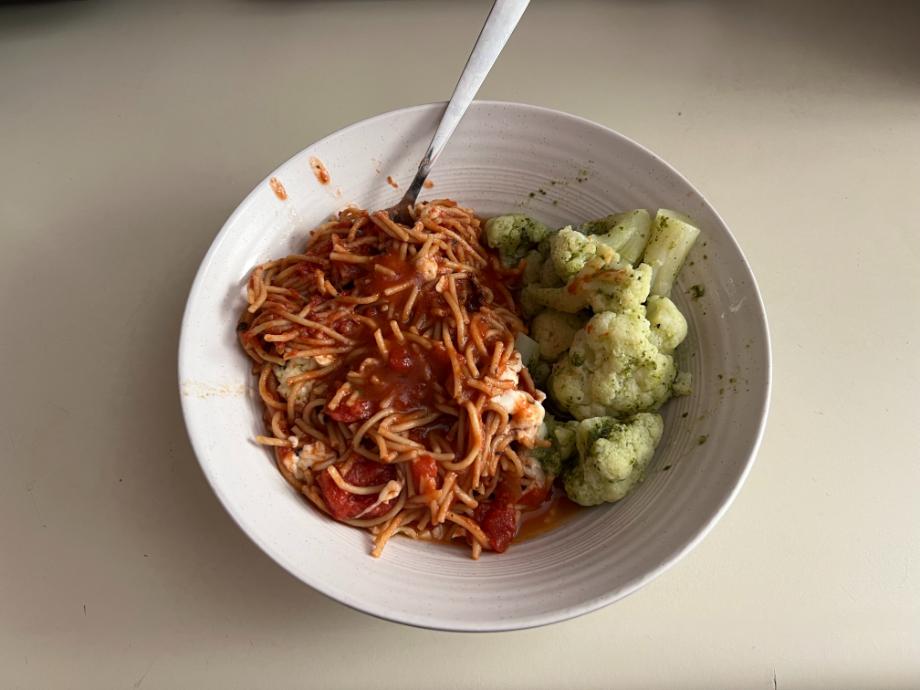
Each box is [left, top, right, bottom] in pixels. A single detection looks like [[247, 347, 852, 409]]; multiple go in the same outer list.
[[528, 359, 552, 390], [672, 370, 692, 397], [540, 255, 563, 287], [528, 415, 578, 477], [581, 262, 652, 314], [550, 310, 677, 420], [522, 226, 653, 316], [522, 248, 564, 288], [550, 226, 619, 282], [507, 337, 551, 395], [521, 262, 652, 316], [530, 309, 587, 361], [521, 283, 589, 316], [522, 249, 545, 286], [646, 295, 688, 354], [642, 209, 701, 297], [484, 214, 550, 266], [576, 209, 652, 265], [564, 413, 664, 506]]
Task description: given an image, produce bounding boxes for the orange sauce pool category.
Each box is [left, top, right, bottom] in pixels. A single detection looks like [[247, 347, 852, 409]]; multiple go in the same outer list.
[[516, 486, 583, 542], [427, 486, 582, 550]]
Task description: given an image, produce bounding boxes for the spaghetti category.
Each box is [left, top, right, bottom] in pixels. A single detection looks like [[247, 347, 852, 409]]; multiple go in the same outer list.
[[239, 200, 552, 558]]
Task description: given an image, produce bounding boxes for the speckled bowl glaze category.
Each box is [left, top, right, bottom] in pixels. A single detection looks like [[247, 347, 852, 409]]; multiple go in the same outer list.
[[179, 101, 771, 631]]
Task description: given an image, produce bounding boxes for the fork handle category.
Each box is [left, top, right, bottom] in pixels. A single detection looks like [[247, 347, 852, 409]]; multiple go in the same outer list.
[[401, 0, 530, 206]]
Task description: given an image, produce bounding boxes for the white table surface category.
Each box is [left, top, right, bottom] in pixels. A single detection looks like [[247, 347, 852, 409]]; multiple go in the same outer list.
[[3, 1, 919, 687]]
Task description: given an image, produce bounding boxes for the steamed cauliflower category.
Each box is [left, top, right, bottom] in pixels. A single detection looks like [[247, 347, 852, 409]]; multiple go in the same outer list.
[[564, 413, 664, 506], [483, 207, 700, 510], [550, 226, 619, 281], [522, 248, 564, 288], [484, 214, 551, 266], [520, 263, 652, 316], [576, 209, 652, 265], [521, 283, 589, 316], [580, 262, 652, 314], [528, 415, 578, 477], [646, 295, 688, 354], [550, 310, 677, 420], [522, 249, 545, 286], [514, 332, 553, 389], [530, 310, 588, 361], [528, 358, 552, 390]]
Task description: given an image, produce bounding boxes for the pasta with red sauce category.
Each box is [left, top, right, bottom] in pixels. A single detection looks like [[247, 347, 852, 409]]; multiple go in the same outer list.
[[238, 200, 552, 558]]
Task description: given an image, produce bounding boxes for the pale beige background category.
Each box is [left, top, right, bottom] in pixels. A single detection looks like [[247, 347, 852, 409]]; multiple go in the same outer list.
[[2, 0, 919, 688]]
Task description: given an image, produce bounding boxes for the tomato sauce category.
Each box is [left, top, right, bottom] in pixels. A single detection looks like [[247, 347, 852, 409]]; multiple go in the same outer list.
[[316, 460, 398, 520], [477, 500, 517, 553], [410, 455, 439, 494], [360, 253, 417, 304], [269, 177, 287, 200], [358, 341, 453, 413], [309, 156, 331, 185], [273, 206, 571, 549], [516, 486, 583, 541]]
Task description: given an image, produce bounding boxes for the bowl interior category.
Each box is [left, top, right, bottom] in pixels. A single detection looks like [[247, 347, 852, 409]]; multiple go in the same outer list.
[[179, 101, 770, 631]]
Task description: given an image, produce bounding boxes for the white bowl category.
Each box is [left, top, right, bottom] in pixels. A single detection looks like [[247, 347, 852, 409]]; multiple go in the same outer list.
[[179, 101, 770, 631]]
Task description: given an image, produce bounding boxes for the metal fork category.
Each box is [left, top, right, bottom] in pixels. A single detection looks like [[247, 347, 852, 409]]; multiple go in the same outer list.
[[384, 0, 530, 225]]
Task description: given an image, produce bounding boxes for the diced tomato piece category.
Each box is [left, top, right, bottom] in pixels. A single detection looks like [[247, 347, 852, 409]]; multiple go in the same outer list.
[[332, 262, 362, 287], [315, 472, 362, 520], [428, 343, 452, 374], [518, 482, 551, 509], [476, 501, 517, 553], [473, 482, 521, 553], [316, 460, 398, 521], [346, 459, 397, 488], [325, 398, 374, 423], [410, 454, 439, 494], [336, 318, 363, 336], [388, 344, 415, 372], [494, 478, 520, 505]]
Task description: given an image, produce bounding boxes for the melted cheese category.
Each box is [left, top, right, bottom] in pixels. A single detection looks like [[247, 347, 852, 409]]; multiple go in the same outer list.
[[415, 254, 439, 282], [354, 480, 403, 519], [490, 350, 546, 442], [296, 439, 334, 478]]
